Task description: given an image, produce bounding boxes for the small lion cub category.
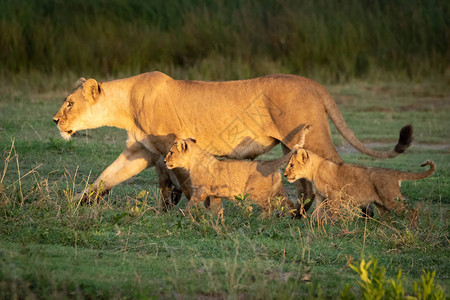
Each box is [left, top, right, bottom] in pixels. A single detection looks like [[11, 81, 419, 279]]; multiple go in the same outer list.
[[164, 137, 305, 213], [284, 148, 435, 216]]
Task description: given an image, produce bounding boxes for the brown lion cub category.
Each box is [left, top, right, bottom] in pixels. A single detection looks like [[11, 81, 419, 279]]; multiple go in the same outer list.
[[284, 148, 435, 216], [164, 138, 301, 213]]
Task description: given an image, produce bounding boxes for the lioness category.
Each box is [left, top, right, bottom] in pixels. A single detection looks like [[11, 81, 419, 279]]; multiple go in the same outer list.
[[164, 137, 300, 213], [284, 147, 435, 216], [53, 72, 412, 207]]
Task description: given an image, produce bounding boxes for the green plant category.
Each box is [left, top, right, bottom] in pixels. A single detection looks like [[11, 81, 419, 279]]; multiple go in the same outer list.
[[413, 270, 445, 300], [348, 259, 445, 300], [234, 193, 254, 218]]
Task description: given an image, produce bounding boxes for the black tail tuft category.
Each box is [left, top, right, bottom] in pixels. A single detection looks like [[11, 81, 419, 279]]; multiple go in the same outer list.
[[394, 125, 413, 153]]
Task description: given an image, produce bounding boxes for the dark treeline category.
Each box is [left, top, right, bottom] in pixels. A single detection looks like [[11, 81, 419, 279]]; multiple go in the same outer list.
[[0, 0, 448, 82]]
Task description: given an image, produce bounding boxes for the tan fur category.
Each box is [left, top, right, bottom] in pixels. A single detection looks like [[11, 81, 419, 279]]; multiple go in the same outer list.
[[284, 149, 435, 215], [53, 72, 411, 205], [164, 138, 297, 212]]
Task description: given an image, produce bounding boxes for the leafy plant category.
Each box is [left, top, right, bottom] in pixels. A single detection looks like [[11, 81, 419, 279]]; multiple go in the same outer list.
[[348, 259, 445, 300], [234, 193, 254, 218]]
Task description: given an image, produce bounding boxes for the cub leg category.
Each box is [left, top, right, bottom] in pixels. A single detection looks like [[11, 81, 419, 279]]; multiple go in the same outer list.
[[375, 183, 406, 213], [204, 197, 223, 213], [374, 203, 388, 216], [379, 195, 406, 213], [187, 189, 208, 211]]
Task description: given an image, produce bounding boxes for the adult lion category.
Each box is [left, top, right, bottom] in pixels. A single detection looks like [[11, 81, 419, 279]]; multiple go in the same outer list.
[[53, 72, 412, 209]]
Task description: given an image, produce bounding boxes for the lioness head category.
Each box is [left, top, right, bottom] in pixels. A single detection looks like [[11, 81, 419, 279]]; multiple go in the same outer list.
[[284, 148, 311, 182], [164, 138, 197, 169], [53, 78, 103, 140]]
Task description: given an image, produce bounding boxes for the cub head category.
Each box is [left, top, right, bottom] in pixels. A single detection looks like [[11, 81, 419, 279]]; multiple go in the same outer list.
[[284, 148, 311, 182], [53, 78, 103, 140], [164, 138, 197, 169]]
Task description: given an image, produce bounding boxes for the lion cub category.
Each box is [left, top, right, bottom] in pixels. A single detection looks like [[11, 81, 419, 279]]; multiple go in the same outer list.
[[164, 138, 301, 213], [284, 148, 435, 216]]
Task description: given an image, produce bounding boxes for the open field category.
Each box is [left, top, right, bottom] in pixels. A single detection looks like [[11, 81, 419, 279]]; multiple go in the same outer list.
[[0, 79, 448, 298]]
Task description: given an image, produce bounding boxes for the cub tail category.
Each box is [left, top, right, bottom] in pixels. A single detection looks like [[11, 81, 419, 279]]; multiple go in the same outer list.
[[401, 160, 436, 181]]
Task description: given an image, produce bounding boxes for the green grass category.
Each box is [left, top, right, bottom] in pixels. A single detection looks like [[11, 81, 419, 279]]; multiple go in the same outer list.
[[0, 81, 448, 298], [1, 0, 449, 87]]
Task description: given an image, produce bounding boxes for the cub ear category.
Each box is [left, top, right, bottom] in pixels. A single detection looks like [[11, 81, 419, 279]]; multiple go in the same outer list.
[[186, 137, 197, 143], [295, 149, 310, 164], [176, 139, 188, 153], [83, 78, 101, 101]]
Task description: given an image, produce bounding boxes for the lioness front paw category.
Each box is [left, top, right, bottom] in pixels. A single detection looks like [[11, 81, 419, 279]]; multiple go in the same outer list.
[[74, 190, 108, 206]]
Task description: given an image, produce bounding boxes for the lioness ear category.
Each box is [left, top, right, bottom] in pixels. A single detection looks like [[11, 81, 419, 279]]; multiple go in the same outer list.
[[84, 78, 101, 102], [187, 137, 197, 144]]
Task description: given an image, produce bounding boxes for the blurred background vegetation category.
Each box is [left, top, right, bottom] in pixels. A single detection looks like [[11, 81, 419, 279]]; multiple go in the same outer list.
[[0, 0, 449, 88]]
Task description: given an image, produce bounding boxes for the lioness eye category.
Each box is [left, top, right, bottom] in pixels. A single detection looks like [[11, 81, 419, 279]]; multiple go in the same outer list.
[[67, 102, 73, 109], [289, 164, 293, 168]]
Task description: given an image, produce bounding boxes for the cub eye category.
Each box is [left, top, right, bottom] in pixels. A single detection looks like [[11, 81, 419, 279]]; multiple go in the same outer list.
[[289, 164, 294, 169], [67, 102, 73, 109], [169, 151, 173, 157]]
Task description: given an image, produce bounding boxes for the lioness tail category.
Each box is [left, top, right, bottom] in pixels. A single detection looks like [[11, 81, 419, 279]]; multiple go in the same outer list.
[[394, 125, 413, 153], [321, 89, 413, 159]]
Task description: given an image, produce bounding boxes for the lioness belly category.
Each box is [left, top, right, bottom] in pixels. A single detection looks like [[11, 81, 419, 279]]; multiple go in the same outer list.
[[224, 137, 278, 159]]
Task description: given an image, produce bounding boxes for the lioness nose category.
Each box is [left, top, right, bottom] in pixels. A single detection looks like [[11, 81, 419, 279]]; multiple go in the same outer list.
[[53, 118, 59, 124]]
